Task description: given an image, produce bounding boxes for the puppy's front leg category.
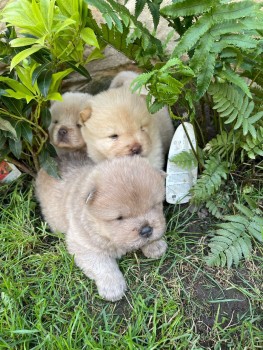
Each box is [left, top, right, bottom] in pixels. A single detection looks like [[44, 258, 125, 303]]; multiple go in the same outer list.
[[67, 240, 127, 301], [141, 239, 167, 259]]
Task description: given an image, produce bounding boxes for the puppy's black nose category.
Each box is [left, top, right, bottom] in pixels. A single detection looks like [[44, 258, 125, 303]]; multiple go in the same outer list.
[[130, 144, 142, 155], [139, 225, 153, 238], [58, 127, 68, 136]]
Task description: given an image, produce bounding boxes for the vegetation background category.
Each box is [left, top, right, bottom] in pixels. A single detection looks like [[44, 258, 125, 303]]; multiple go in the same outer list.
[[0, 0, 262, 348]]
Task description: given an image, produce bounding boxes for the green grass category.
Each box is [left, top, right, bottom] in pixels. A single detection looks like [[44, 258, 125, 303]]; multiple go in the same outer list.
[[1, 175, 262, 349]]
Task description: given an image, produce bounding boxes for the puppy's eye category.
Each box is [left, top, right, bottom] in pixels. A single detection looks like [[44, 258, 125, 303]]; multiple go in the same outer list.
[[141, 126, 147, 131], [76, 123, 82, 128], [53, 120, 58, 124], [109, 134, 118, 140], [116, 216, 123, 220]]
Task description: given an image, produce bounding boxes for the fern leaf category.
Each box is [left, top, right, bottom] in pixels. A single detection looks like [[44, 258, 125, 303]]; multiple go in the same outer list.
[[196, 51, 216, 98], [191, 156, 229, 204], [170, 150, 197, 169], [206, 200, 223, 219], [171, 12, 214, 57], [134, 0, 147, 18], [212, 1, 260, 23], [161, 0, 216, 18], [219, 68, 252, 98], [190, 33, 214, 73]]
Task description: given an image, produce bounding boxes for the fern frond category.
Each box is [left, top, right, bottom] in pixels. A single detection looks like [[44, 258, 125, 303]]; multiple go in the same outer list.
[[208, 83, 263, 137], [204, 130, 236, 159], [170, 150, 198, 169], [161, 0, 216, 18], [191, 156, 228, 204], [196, 52, 216, 98], [171, 12, 214, 58], [206, 200, 223, 219], [205, 203, 263, 268], [241, 126, 263, 158]]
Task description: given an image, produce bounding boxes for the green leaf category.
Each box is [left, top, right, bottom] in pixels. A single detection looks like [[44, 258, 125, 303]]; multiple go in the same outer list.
[[20, 121, 33, 145], [49, 69, 73, 94], [161, 0, 216, 17], [9, 138, 22, 158], [0, 118, 17, 138], [66, 61, 91, 80], [10, 45, 43, 70], [10, 37, 39, 47], [38, 70, 52, 97], [32, 63, 52, 86], [80, 27, 100, 48], [40, 107, 51, 129], [219, 68, 252, 98], [39, 154, 60, 179]]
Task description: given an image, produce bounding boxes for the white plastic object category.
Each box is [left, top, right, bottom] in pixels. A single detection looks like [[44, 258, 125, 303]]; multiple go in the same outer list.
[[166, 122, 198, 204]]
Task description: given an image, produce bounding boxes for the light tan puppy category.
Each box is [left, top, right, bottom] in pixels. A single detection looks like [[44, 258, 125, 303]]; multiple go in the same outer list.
[[109, 70, 175, 154], [49, 92, 92, 157], [79, 87, 165, 168], [35, 156, 167, 301]]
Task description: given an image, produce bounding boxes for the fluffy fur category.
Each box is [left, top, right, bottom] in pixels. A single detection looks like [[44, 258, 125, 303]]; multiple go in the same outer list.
[[79, 74, 174, 169], [49, 92, 91, 157], [109, 70, 175, 154], [35, 156, 167, 301]]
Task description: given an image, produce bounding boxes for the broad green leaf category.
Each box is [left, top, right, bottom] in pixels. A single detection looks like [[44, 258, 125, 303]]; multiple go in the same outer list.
[[10, 37, 39, 47], [49, 68, 73, 94], [39, 153, 60, 179], [20, 121, 33, 145], [10, 45, 43, 70], [32, 63, 52, 85], [0, 118, 17, 138], [66, 61, 91, 80], [40, 107, 51, 129], [38, 70, 52, 97], [9, 138, 22, 158], [80, 27, 99, 48]]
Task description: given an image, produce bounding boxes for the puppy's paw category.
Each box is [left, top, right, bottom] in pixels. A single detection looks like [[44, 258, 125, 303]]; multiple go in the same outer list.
[[141, 239, 167, 259], [96, 274, 127, 302]]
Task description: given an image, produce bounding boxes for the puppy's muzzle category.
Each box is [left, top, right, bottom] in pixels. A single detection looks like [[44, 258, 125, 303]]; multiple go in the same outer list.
[[58, 127, 68, 141], [130, 144, 142, 155], [139, 225, 153, 238]]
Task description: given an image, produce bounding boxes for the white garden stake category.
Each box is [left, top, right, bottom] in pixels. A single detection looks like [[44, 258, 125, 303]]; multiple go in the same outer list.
[[166, 122, 198, 204]]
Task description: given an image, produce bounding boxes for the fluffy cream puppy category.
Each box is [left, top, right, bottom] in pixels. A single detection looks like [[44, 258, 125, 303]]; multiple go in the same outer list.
[[79, 87, 164, 168], [35, 156, 167, 301], [49, 92, 91, 157], [109, 70, 175, 154]]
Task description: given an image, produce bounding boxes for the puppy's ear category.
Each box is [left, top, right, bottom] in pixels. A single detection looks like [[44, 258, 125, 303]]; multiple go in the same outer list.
[[80, 106, 92, 123]]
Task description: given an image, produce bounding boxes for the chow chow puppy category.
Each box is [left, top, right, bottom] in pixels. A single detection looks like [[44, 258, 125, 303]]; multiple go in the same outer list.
[[79, 75, 174, 169], [35, 156, 167, 301], [49, 92, 92, 157], [109, 70, 175, 154]]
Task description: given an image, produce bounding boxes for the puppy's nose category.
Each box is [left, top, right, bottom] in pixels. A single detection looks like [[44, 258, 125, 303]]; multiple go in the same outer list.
[[58, 127, 68, 136], [130, 144, 142, 155], [139, 225, 153, 238]]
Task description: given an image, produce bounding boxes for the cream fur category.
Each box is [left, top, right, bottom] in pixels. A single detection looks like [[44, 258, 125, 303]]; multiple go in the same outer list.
[[35, 156, 167, 301], [49, 92, 92, 157], [109, 70, 175, 154]]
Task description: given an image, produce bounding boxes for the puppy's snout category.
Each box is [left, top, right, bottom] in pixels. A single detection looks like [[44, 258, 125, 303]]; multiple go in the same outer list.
[[130, 144, 142, 155], [58, 127, 68, 137], [139, 225, 153, 238]]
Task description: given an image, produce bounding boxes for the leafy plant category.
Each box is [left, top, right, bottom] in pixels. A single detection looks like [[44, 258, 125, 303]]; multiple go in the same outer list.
[[0, 0, 102, 173]]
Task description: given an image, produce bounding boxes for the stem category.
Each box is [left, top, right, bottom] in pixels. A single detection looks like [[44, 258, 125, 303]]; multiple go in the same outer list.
[[181, 120, 203, 169], [6, 157, 36, 178]]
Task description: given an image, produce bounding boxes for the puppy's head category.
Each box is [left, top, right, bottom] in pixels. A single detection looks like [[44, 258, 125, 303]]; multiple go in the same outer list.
[[82, 156, 166, 253], [49, 92, 89, 151], [79, 88, 158, 163]]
